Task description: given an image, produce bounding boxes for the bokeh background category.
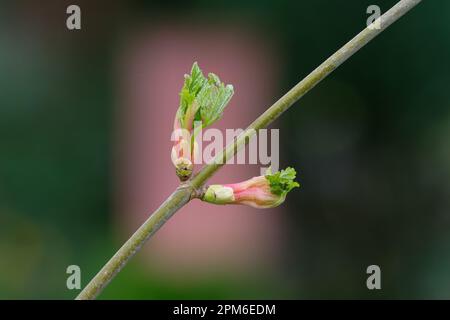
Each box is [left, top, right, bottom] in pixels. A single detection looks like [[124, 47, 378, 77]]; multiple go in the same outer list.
[[0, 0, 449, 299]]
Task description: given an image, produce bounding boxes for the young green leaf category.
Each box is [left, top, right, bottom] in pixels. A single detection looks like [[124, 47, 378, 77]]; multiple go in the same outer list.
[[177, 62, 234, 130], [265, 167, 300, 196], [196, 73, 234, 127], [177, 62, 207, 128]]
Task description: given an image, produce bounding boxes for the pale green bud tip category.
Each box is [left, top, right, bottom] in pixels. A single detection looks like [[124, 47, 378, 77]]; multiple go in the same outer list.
[[203, 185, 235, 205], [174, 157, 193, 181]]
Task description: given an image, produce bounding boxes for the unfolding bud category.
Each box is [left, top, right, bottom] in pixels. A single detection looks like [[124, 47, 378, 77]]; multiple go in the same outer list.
[[171, 62, 234, 181], [201, 167, 300, 209], [178, 62, 234, 130]]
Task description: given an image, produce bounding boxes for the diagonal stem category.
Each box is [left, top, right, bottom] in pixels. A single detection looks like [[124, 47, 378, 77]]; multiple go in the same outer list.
[[76, 0, 422, 300]]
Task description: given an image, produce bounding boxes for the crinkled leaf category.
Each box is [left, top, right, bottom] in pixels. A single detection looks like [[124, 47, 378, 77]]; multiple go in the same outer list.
[[196, 73, 234, 127], [177, 62, 233, 130], [178, 62, 207, 128], [265, 167, 300, 196]]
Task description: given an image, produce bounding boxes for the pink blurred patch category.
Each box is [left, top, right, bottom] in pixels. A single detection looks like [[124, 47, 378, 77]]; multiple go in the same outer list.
[[114, 22, 287, 276]]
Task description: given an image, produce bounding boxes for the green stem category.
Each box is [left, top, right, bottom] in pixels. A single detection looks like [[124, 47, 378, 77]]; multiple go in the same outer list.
[[76, 0, 422, 300]]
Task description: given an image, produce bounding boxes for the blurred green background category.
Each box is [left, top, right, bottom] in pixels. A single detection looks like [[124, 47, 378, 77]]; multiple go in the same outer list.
[[1, 0, 449, 299]]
